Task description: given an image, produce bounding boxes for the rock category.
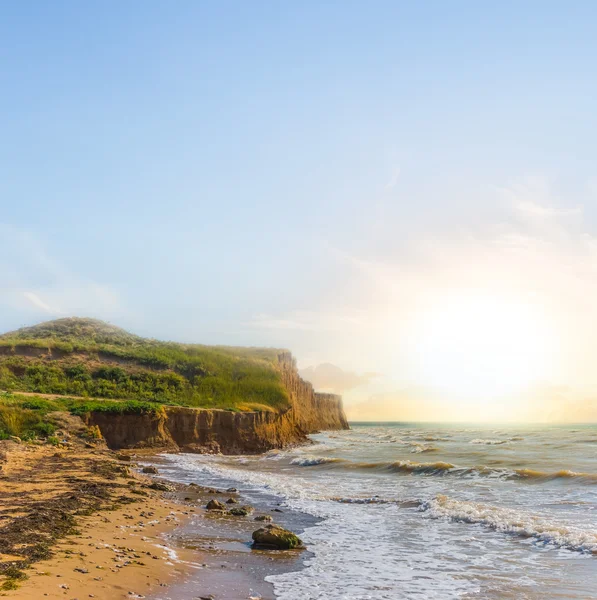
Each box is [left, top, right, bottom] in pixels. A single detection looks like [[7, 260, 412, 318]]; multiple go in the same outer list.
[[228, 505, 254, 517], [254, 515, 273, 522], [116, 453, 131, 461], [251, 525, 303, 550], [205, 499, 226, 511], [226, 487, 238, 493], [225, 498, 238, 504], [142, 466, 159, 474], [199, 595, 215, 600], [148, 482, 175, 492]]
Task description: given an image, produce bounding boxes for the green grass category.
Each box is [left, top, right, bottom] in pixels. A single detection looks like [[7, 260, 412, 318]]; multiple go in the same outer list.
[[0, 393, 169, 440], [0, 318, 290, 412]]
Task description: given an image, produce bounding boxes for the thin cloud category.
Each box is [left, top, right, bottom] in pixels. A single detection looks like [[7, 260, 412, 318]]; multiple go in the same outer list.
[[383, 167, 401, 190], [0, 223, 124, 323], [250, 310, 365, 332], [23, 291, 58, 314], [515, 200, 582, 218], [300, 363, 379, 393]]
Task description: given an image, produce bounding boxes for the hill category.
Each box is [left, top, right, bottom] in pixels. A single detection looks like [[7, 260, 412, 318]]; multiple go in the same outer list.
[[0, 317, 289, 412]]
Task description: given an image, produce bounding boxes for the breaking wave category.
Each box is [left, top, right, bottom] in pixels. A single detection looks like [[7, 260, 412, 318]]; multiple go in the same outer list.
[[290, 456, 346, 466], [422, 494, 597, 554], [292, 457, 597, 483]]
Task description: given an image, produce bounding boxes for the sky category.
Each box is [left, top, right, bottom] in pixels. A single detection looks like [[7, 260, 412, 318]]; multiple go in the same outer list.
[[2, 1, 597, 421]]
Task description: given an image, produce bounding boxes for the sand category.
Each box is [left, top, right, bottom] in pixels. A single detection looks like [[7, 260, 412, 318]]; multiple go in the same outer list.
[[0, 440, 193, 599]]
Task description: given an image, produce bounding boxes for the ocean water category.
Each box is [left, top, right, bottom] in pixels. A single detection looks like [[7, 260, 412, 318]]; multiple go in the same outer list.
[[160, 423, 597, 599]]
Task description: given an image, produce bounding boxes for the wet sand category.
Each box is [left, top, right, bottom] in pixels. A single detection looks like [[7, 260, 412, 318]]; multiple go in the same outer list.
[[148, 481, 309, 600], [1, 442, 308, 600]]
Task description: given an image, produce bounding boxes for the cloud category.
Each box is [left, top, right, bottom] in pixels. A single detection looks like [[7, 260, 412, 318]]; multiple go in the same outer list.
[[249, 310, 366, 332], [0, 223, 124, 326], [515, 200, 582, 218], [300, 363, 379, 393], [22, 291, 58, 314], [383, 167, 401, 190], [500, 176, 583, 219]]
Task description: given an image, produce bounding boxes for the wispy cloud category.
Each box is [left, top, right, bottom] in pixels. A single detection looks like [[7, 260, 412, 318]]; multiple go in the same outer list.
[[22, 291, 59, 314], [515, 200, 582, 218], [249, 310, 366, 332], [383, 166, 401, 190], [0, 223, 124, 325], [300, 362, 379, 393]]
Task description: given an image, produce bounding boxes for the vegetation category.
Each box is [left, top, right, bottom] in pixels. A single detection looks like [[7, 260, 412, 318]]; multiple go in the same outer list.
[[0, 317, 289, 412]]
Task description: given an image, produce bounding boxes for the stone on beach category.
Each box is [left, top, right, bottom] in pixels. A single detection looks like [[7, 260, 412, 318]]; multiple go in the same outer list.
[[251, 525, 303, 549], [254, 515, 273, 522], [228, 505, 254, 516], [206, 499, 226, 511], [142, 466, 158, 474]]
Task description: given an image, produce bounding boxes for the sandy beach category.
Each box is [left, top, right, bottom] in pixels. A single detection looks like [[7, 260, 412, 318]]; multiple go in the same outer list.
[[0, 438, 308, 600], [0, 439, 196, 599]]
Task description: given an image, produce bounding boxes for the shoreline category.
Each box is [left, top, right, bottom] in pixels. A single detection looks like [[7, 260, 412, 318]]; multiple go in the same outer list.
[[0, 442, 310, 600]]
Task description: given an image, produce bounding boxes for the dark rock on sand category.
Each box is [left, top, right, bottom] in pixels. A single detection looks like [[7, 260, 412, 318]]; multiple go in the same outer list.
[[228, 505, 254, 517], [251, 524, 303, 550], [226, 497, 238, 504], [254, 515, 273, 522], [206, 499, 226, 511], [142, 466, 158, 474], [148, 482, 175, 492]]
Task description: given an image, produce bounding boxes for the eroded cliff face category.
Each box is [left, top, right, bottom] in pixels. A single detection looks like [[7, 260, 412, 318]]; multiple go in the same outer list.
[[86, 352, 349, 453]]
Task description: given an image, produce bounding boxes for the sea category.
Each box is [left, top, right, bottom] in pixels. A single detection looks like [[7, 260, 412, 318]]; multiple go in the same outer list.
[[157, 422, 597, 599]]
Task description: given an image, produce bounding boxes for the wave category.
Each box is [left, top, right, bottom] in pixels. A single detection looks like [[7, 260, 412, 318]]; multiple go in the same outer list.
[[290, 456, 346, 467], [422, 494, 597, 554], [289, 456, 597, 483], [331, 497, 423, 508], [470, 438, 510, 445], [409, 443, 439, 454]]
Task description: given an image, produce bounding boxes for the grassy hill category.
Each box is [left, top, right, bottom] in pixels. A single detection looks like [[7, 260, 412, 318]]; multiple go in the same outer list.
[[0, 317, 289, 413]]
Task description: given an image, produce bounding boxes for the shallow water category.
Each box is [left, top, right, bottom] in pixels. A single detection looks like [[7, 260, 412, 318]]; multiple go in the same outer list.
[[160, 423, 597, 599]]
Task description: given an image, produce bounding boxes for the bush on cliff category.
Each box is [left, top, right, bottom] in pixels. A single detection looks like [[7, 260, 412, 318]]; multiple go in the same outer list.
[[0, 317, 289, 411]]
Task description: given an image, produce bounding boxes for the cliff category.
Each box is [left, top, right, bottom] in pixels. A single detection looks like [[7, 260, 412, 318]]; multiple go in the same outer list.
[[85, 352, 349, 453], [0, 318, 349, 454]]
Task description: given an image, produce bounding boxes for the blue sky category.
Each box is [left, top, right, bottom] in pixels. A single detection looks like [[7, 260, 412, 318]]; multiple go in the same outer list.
[[2, 2, 597, 419]]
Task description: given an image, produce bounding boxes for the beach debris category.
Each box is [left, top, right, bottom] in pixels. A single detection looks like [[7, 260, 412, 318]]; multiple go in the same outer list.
[[254, 515, 273, 522], [251, 525, 304, 550], [142, 466, 159, 474], [228, 505, 254, 516], [206, 499, 226, 511]]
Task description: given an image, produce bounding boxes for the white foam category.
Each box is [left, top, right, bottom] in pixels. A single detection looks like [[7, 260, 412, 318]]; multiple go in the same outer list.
[[290, 456, 342, 466], [422, 494, 597, 554]]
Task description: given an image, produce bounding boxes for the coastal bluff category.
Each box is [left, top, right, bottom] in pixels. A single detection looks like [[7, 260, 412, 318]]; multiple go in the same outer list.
[[85, 352, 349, 453], [0, 318, 349, 454]]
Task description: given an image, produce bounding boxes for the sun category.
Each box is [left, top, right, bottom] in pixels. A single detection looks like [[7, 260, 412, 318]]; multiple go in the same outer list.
[[406, 292, 556, 402]]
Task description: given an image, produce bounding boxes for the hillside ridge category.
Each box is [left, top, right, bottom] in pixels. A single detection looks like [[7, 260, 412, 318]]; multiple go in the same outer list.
[[0, 318, 349, 452]]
